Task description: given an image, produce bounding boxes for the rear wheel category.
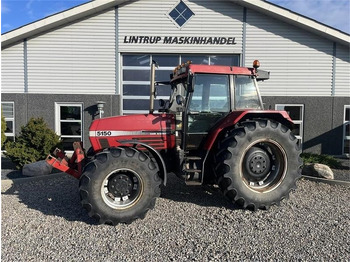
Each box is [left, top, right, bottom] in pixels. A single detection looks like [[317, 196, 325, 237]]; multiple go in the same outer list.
[[79, 147, 161, 225], [215, 120, 302, 210]]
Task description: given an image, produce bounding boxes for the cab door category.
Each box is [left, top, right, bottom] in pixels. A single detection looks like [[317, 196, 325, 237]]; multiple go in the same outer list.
[[185, 74, 231, 150]]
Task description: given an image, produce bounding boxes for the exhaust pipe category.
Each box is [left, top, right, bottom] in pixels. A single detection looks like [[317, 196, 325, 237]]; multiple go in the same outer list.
[[149, 60, 157, 114]]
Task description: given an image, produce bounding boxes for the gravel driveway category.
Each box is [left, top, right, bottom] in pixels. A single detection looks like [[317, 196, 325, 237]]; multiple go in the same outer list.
[[1, 172, 349, 262]]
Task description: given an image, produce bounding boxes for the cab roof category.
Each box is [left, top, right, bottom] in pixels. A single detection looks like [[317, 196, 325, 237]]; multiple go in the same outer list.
[[189, 64, 255, 75], [171, 64, 256, 83]]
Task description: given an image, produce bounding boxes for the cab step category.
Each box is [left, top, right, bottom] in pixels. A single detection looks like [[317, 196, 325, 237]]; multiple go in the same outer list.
[[184, 169, 201, 173], [183, 155, 202, 185], [185, 180, 202, 186], [185, 156, 202, 161]]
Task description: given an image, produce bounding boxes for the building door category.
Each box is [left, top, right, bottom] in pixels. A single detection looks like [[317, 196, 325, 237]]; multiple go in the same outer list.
[[186, 73, 230, 150]]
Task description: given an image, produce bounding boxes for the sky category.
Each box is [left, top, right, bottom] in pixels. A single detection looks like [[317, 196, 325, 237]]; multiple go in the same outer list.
[[1, 0, 350, 34]]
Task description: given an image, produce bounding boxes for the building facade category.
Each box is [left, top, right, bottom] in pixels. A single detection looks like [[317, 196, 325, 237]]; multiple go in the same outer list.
[[1, 0, 350, 155]]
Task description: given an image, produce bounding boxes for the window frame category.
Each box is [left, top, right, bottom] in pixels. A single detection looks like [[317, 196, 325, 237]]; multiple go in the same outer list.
[[55, 102, 83, 152], [233, 75, 263, 110], [275, 104, 304, 146], [343, 105, 350, 156], [1, 101, 15, 142], [190, 73, 230, 113]]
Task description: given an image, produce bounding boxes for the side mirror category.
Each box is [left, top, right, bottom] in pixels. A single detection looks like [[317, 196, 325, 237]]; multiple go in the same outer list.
[[176, 95, 185, 106]]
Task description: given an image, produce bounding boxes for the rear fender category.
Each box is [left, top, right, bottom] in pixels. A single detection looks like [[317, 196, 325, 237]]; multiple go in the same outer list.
[[204, 110, 293, 151], [119, 140, 167, 186], [201, 110, 294, 184]]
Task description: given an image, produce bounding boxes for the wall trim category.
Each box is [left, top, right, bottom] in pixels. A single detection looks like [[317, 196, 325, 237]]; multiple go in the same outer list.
[[115, 5, 119, 95], [23, 39, 28, 93], [242, 7, 247, 67], [331, 42, 336, 96]]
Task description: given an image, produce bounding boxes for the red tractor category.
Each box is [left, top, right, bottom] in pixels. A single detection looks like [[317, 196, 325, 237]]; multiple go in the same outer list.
[[47, 60, 302, 225]]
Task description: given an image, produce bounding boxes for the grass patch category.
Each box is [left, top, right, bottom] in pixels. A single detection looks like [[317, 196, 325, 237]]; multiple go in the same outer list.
[[301, 153, 342, 169]]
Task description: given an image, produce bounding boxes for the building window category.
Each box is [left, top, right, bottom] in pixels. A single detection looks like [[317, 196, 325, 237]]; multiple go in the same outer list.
[[122, 54, 240, 114], [1, 102, 15, 146], [275, 104, 304, 146], [344, 105, 350, 155], [55, 103, 83, 152], [168, 1, 194, 27]]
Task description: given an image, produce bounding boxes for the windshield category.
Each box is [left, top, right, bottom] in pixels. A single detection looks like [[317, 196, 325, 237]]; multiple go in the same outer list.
[[234, 75, 262, 109]]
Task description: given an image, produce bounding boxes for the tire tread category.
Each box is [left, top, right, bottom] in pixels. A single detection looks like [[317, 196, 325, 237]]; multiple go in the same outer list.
[[215, 119, 302, 210]]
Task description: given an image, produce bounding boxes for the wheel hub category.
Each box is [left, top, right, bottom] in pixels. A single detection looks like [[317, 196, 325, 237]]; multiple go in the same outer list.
[[108, 174, 133, 197], [101, 168, 143, 210], [244, 147, 271, 181]]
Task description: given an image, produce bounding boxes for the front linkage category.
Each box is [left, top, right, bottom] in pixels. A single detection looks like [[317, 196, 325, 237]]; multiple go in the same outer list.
[[46, 142, 85, 179]]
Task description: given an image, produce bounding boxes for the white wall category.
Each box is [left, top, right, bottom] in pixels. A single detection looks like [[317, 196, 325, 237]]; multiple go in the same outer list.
[[26, 9, 116, 94], [245, 9, 334, 97], [118, 0, 243, 54], [1, 42, 25, 93], [335, 45, 350, 97], [2, 0, 349, 98]]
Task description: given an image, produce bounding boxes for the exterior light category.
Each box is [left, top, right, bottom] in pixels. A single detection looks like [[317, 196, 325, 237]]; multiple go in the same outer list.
[[96, 101, 106, 118], [253, 60, 260, 69]]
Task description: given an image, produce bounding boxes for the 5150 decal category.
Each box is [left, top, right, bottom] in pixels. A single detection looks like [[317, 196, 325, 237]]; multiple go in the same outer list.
[[96, 131, 112, 136]]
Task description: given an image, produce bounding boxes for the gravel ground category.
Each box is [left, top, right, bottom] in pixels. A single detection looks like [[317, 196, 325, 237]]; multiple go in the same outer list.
[[333, 158, 350, 182], [2, 172, 350, 261]]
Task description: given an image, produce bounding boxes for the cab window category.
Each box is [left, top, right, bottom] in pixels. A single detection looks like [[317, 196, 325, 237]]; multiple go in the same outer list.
[[234, 75, 261, 109], [190, 74, 230, 113]]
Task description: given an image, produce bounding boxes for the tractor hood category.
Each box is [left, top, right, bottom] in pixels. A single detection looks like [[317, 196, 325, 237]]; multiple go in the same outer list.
[[89, 114, 176, 151]]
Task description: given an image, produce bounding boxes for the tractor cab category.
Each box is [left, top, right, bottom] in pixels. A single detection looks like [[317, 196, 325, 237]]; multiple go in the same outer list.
[[159, 61, 268, 151]]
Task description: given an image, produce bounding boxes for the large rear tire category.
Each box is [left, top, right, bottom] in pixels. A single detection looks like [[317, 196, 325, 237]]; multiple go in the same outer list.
[[79, 147, 161, 225], [215, 119, 302, 210]]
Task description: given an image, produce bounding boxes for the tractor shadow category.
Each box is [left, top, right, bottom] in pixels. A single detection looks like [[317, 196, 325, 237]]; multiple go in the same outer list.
[[160, 173, 239, 210], [2, 173, 238, 225]]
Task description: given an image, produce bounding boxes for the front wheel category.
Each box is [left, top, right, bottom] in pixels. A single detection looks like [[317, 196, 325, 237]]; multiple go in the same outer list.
[[215, 120, 302, 210], [79, 147, 161, 225]]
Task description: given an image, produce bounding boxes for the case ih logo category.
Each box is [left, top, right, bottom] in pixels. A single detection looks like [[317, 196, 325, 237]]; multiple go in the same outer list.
[[123, 36, 237, 45]]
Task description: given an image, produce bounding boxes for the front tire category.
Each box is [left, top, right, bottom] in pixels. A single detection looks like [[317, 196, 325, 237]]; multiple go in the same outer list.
[[215, 120, 302, 210], [79, 147, 161, 225]]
